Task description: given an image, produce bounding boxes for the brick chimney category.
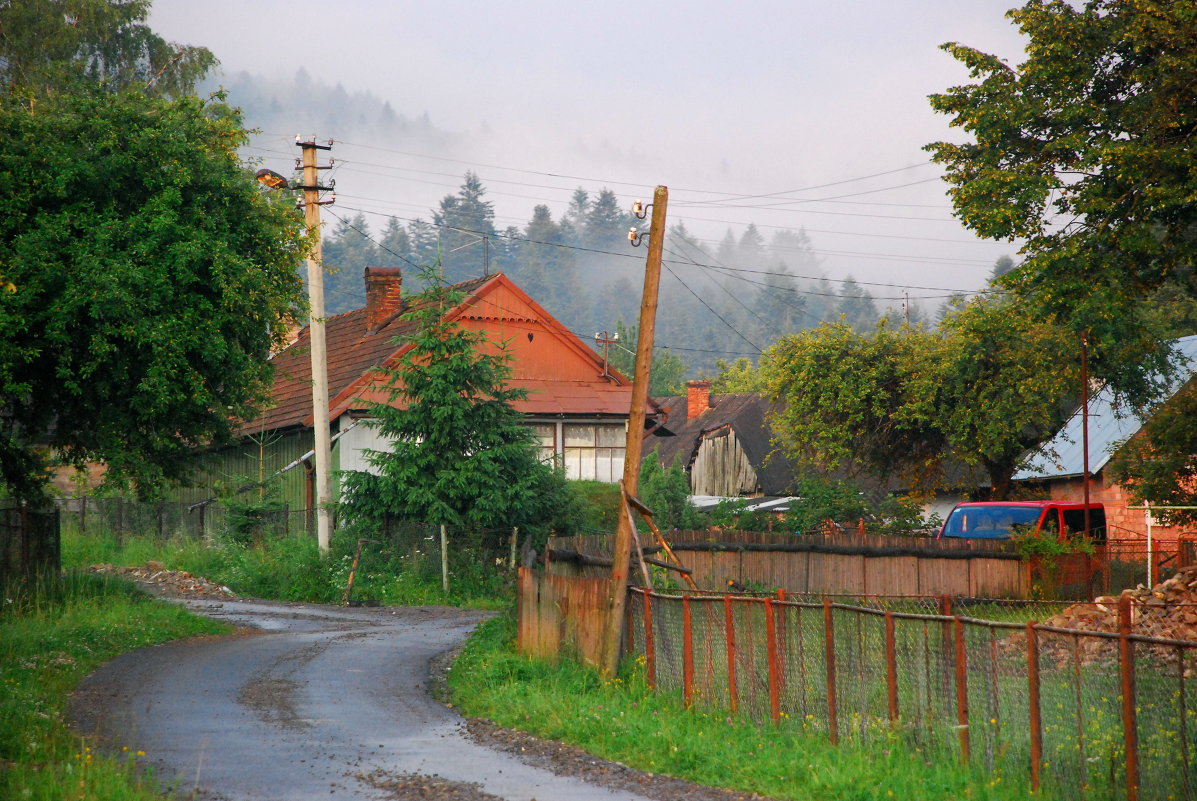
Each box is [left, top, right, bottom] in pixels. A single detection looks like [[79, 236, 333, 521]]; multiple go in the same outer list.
[[686, 380, 711, 419], [364, 267, 403, 330]]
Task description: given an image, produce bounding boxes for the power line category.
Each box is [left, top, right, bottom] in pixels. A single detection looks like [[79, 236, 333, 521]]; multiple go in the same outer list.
[[334, 203, 995, 297], [673, 177, 946, 211], [668, 238, 825, 327], [661, 262, 764, 354], [678, 162, 937, 205], [303, 135, 940, 201], [319, 205, 769, 358]]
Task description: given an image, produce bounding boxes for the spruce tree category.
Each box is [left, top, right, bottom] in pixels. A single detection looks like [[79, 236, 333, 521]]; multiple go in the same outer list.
[[339, 266, 570, 548]]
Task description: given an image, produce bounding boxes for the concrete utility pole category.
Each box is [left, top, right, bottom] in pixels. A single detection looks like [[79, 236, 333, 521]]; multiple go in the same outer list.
[[297, 137, 335, 554], [598, 185, 668, 677]]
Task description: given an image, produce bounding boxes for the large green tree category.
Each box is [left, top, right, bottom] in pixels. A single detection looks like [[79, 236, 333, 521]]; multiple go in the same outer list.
[[934, 297, 1078, 498], [926, 0, 1197, 405], [763, 321, 946, 492], [0, 86, 307, 501], [762, 299, 1079, 499], [0, 0, 216, 97], [339, 268, 570, 541]]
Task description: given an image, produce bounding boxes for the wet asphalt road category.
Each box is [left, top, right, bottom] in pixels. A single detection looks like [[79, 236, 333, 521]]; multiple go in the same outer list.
[[71, 599, 655, 801]]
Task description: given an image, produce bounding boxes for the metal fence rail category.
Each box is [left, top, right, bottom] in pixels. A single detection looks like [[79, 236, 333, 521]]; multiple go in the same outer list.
[[625, 587, 1196, 801]]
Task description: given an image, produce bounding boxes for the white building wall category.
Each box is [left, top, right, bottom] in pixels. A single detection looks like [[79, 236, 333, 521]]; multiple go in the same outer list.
[[335, 416, 394, 475]]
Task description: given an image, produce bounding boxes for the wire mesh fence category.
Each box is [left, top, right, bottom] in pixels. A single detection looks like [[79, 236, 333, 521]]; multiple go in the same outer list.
[[55, 497, 319, 542], [624, 587, 1197, 801]]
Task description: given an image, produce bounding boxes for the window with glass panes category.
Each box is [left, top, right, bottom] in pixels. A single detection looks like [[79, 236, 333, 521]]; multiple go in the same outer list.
[[531, 423, 557, 466], [563, 423, 625, 482]]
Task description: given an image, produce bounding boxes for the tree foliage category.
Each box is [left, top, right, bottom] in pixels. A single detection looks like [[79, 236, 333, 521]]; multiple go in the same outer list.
[[1108, 382, 1197, 526], [639, 451, 703, 531], [709, 357, 764, 394], [0, 86, 307, 501], [762, 298, 1079, 499], [1, 0, 216, 98], [926, 0, 1197, 405], [609, 321, 688, 397], [763, 321, 946, 491], [339, 267, 571, 542], [935, 297, 1078, 498]]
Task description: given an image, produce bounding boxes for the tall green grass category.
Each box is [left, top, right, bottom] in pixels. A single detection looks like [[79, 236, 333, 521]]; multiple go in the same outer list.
[[448, 614, 1054, 801], [63, 525, 513, 608], [0, 571, 228, 801]]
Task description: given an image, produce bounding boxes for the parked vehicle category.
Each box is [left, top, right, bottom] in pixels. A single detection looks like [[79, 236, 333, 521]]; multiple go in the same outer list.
[[937, 500, 1106, 544]]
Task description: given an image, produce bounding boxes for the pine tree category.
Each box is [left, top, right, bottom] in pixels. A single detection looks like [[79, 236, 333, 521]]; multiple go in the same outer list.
[[322, 213, 379, 314], [379, 217, 413, 267], [584, 189, 632, 250], [432, 172, 497, 283]]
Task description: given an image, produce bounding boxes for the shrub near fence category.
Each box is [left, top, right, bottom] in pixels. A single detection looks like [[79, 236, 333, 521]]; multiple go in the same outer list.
[[623, 587, 1196, 801]]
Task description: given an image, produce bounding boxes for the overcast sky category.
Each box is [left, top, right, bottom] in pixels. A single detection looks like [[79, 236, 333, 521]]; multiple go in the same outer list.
[[150, 1, 1032, 304]]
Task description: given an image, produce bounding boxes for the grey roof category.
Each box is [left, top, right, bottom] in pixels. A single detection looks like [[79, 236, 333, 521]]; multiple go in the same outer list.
[[1014, 335, 1197, 481]]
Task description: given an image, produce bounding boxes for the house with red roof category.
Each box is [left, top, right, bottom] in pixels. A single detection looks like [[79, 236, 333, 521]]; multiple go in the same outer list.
[[188, 267, 638, 513]]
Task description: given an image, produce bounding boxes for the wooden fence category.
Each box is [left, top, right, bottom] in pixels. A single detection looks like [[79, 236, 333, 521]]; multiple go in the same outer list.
[[547, 530, 1028, 598], [516, 567, 609, 666], [0, 503, 60, 581]]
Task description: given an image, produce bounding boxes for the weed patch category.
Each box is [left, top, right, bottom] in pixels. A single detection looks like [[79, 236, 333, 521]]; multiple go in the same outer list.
[[0, 571, 227, 801]]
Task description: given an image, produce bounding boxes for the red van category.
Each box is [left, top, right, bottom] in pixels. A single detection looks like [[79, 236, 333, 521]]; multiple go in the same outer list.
[[937, 501, 1106, 544]]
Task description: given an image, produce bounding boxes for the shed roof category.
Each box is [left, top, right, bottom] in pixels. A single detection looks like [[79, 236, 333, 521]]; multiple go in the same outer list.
[[1013, 334, 1197, 481]]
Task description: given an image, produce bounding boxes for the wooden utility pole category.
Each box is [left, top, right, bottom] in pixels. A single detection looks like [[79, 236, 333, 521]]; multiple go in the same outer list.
[[298, 137, 334, 554], [598, 185, 668, 677]]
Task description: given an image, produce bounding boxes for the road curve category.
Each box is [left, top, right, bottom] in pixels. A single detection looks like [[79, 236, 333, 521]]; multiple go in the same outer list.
[[70, 598, 655, 801]]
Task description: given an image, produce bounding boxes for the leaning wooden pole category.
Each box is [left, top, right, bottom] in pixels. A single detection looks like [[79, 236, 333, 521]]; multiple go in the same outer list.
[[598, 185, 668, 677]]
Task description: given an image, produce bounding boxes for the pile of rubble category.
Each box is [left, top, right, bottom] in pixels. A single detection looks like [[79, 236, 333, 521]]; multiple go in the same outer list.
[[1011, 565, 1197, 670], [86, 562, 237, 600]]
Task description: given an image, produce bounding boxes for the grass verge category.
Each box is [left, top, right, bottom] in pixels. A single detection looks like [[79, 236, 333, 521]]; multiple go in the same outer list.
[[62, 526, 512, 609], [448, 613, 1053, 801], [0, 571, 229, 801]]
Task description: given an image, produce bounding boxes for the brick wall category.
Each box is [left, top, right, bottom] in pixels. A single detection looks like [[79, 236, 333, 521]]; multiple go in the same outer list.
[[1047, 473, 1193, 544]]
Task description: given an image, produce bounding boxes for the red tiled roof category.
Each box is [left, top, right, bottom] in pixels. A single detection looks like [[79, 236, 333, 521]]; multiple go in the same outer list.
[[243, 273, 632, 433]]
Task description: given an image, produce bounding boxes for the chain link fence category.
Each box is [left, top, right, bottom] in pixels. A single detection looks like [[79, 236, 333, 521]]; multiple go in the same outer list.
[[624, 588, 1196, 801]]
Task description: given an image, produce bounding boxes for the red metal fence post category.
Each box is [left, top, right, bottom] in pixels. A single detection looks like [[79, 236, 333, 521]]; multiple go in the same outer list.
[[643, 590, 656, 690], [1026, 622, 1042, 793], [683, 594, 694, 708], [724, 594, 738, 714], [885, 610, 899, 725], [824, 598, 839, 744], [954, 616, 970, 762], [1119, 595, 1140, 801], [775, 588, 787, 700], [625, 595, 634, 658], [765, 598, 780, 724]]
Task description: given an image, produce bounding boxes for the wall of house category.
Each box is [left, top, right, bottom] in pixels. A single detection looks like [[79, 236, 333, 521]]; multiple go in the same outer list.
[[1047, 473, 1193, 543], [335, 416, 390, 475], [689, 428, 761, 497], [152, 428, 315, 511]]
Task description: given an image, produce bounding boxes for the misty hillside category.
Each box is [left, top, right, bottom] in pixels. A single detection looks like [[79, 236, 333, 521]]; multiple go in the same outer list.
[[213, 71, 933, 383]]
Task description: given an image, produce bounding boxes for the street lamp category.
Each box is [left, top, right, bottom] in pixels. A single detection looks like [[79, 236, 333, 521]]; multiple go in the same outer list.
[[256, 144, 334, 555]]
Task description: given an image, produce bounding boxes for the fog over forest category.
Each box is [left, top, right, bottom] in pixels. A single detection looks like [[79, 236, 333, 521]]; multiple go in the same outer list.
[[215, 70, 997, 383]]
